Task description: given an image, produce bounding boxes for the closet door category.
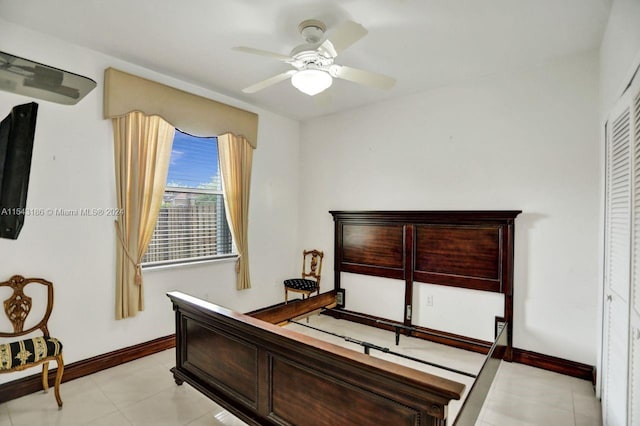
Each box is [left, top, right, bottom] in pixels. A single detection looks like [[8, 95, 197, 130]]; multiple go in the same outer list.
[[603, 97, 631, 426], [629, 81, 640, 426]]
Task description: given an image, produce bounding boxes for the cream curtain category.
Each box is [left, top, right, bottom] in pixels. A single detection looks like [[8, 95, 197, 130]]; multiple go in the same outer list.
[[218, 133, 254, 290], [113, 111, 175, 319]]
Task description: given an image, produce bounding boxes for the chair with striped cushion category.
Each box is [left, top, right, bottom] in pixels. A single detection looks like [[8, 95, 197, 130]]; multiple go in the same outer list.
[[284, 250, 324, 303], [0, 275, 64, 408]]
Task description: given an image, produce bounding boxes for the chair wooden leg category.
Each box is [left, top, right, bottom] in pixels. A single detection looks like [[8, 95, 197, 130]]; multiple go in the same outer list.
[[54, 354, 64, 408], [42, 361, 49, 393], [284, 287, 288, 304], [303, 293, 309, 322]]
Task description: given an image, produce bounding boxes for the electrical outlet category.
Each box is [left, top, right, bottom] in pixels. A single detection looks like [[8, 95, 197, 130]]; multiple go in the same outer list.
[[426, 295, 433, 306]]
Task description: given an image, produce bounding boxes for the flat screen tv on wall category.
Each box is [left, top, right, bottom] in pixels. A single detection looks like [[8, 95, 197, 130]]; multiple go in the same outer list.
[[0, 102, 38, 239]]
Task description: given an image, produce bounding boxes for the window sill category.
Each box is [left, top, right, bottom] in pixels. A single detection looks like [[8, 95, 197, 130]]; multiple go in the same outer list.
[[142, 255, 238, 272]]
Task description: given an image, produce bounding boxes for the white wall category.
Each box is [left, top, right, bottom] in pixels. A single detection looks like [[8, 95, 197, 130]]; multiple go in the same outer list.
[[0, 19, 301, 383], [300, 50, 600, 364]]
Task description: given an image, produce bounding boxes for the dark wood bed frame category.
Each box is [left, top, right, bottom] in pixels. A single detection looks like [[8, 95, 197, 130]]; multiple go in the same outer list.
[[168, 291, 466, 426], [167, 210, 520, 425], [328, 210, 521, 359]]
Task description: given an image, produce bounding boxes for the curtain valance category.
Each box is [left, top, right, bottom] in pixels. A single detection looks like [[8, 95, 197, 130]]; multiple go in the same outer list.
[[103, 68, 258, 147]]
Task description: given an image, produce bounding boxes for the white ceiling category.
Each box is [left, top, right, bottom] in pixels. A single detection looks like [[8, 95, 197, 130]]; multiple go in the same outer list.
[[0, 0, 611, 121]]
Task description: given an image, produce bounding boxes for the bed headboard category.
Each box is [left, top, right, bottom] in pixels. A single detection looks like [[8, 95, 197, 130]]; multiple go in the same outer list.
[[330, 210, 521, 358]]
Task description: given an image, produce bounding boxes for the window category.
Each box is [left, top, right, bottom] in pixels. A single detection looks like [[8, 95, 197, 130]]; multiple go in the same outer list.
[[143, 130, 234, 266]]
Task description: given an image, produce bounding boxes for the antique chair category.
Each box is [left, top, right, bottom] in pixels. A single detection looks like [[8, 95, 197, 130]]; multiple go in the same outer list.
[[284, 249, 324, 303], [0, 275, 64, 407]]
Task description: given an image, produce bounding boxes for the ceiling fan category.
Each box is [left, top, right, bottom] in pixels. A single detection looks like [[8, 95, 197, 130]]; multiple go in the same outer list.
[[234, 19, 396, 96]]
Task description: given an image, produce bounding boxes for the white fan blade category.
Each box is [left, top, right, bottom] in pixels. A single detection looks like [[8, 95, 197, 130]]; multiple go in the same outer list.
[[233, 46, 291, 61], [322, 21, 368, 56], [331, 65, 396, 90], [242, 70, 296, 93]]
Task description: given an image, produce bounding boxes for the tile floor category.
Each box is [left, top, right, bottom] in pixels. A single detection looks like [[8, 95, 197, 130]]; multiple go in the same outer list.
[[0, 315, 601, 425]]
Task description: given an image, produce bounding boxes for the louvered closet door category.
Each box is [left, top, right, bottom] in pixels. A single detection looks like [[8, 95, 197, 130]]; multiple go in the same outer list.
[[603, 97, 631, 426], [629, 80, 640, 426]]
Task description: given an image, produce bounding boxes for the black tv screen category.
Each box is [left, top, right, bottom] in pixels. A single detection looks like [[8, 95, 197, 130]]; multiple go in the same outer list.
[[0, 102, 38, 239]]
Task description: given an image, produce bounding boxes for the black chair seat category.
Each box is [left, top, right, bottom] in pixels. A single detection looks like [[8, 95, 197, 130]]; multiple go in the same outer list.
[[284, 278, 319, 291], [0, 337, 62, 370]]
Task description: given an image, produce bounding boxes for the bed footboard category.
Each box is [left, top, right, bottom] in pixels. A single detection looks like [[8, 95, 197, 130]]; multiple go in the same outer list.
[[168, 291, 465, 426]]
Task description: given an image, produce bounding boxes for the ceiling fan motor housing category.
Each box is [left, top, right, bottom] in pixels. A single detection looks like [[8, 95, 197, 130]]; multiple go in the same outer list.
[[288, 50, 334, 71]]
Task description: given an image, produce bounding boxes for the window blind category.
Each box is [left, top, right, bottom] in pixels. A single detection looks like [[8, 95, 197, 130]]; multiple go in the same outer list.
[[143, 132, 234, 266]]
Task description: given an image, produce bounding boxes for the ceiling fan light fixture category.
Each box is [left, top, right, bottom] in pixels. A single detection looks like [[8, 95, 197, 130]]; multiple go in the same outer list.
[[291, 69, 332, 96]]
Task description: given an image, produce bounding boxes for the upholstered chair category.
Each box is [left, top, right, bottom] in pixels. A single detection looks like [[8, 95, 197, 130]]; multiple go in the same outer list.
[[0, 275, 64, 407], [283, 250, 324, 303]]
